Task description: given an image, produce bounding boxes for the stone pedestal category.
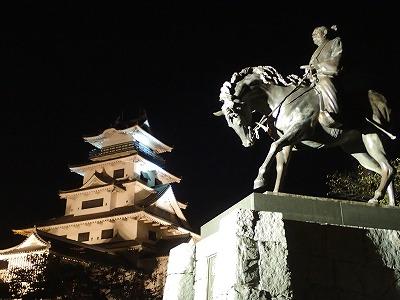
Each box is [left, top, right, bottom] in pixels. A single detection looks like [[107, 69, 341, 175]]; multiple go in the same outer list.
[[163, 193, 400, 300], [162, 241, 196, 300]]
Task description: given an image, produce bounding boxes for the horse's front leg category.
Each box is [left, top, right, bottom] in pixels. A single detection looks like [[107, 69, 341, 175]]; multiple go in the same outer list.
[[254, 139, 286, 189], [273, 145, 293, 192], [254, 125, 303, 190]]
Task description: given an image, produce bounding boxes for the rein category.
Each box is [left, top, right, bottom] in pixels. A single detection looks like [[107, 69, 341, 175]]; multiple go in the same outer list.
[[253, 70, 315, 139]]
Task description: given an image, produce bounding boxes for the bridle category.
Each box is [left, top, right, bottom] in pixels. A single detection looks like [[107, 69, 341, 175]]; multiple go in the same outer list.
[[253, 68, 316, 140]]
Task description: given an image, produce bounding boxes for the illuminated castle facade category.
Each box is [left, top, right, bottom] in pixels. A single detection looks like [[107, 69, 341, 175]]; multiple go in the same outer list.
[[0, 116, 198, 285]]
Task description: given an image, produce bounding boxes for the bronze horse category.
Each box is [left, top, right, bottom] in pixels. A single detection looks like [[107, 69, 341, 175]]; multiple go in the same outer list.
[[214, 66, 396, 205]]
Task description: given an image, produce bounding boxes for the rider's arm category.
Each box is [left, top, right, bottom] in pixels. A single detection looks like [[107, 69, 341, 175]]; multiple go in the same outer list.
[[315, 37, 343, 76]]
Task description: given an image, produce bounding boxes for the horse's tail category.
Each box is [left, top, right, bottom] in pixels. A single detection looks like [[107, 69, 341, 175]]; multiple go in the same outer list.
[[367, 90, 396, 140], [368, 90, 391, 124]]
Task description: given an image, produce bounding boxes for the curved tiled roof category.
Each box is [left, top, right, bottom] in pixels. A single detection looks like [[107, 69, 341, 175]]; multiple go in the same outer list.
[[0, 231, 50, 256]]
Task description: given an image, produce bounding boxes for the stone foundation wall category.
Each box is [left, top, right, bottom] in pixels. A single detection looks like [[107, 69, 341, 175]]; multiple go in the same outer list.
[[163, 194, 400, 300], [163, 241, 196, 299], [284, 221, 400, 300]]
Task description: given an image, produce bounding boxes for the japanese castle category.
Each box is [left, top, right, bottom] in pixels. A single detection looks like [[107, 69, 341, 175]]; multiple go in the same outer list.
[[0, 114, 199, 280]]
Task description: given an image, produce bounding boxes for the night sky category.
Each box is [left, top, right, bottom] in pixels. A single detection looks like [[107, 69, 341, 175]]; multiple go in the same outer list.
[[1, 1, 399, 247]]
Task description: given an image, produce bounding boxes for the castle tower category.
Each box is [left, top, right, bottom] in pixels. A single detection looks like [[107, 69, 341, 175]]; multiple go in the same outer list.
[[12, 115, 198, 255]]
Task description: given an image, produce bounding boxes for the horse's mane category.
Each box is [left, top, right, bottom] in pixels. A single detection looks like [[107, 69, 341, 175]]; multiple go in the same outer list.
[[234, 66, 303, 86], [220, 66, 305, 101]]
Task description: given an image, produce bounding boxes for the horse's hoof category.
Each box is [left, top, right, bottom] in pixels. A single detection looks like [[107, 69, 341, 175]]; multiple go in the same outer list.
[[253, 179, 266, 190], [373, 190, 384, 201], [367, 199, 379, 205]]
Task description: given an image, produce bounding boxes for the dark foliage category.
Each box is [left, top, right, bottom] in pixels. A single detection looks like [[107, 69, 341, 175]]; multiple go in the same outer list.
[[0, 253, 160, 299], [327, 158, 399, 205]]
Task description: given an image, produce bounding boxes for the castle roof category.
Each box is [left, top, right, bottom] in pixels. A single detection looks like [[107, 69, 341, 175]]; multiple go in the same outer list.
[[68, 153, 181, 184], [0, 231, 50, 256], [15, 184, 194, 235], [83, 124, 172, 154]]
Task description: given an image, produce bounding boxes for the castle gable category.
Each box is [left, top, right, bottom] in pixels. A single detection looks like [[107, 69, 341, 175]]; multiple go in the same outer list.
[[0, 232, 49, 255], [81, 170, 114, 189]]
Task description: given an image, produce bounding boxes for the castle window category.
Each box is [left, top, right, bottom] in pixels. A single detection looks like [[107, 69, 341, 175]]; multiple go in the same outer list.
[[113, 168, 124, 179], [148, 230, 157, 241], [101, 229, 114, 239], [82, 198, 103, 209], [0, 260, 8, 270], [78, 232, 90, 242]]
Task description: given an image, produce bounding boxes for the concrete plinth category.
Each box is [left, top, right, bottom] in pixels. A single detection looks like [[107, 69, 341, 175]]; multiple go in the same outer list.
[[163, 193, 400, 300]]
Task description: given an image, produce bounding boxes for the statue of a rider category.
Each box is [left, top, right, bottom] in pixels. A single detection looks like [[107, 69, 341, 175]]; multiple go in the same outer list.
[[306, 25, 343, 128]]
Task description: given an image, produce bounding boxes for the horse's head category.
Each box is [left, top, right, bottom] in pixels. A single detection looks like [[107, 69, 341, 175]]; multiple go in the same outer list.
[[214, 66, 303, 147], [214, 81, 255, 147]]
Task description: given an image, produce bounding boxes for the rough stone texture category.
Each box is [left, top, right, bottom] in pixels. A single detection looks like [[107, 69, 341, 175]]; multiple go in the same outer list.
[[212, 209, 257, 299], [164, 198, 400, 300], [284, 220, 400, 300], [366, 228, 400, 298], [255, 212, 292, 299], [254, 212, 287, 244], [163, 273, 195, 300], [212, 209, 292, 300], [165, 242, 195, 275], [258, 242, 291, 299], [163, 241, 195, 300], [367, 229, 400, 270], [224, 286, 271, 300], [220, 208, 255, 239]]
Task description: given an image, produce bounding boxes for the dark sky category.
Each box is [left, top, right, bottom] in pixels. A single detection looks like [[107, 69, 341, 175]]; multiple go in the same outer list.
[[1, 1, 399, 247]]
